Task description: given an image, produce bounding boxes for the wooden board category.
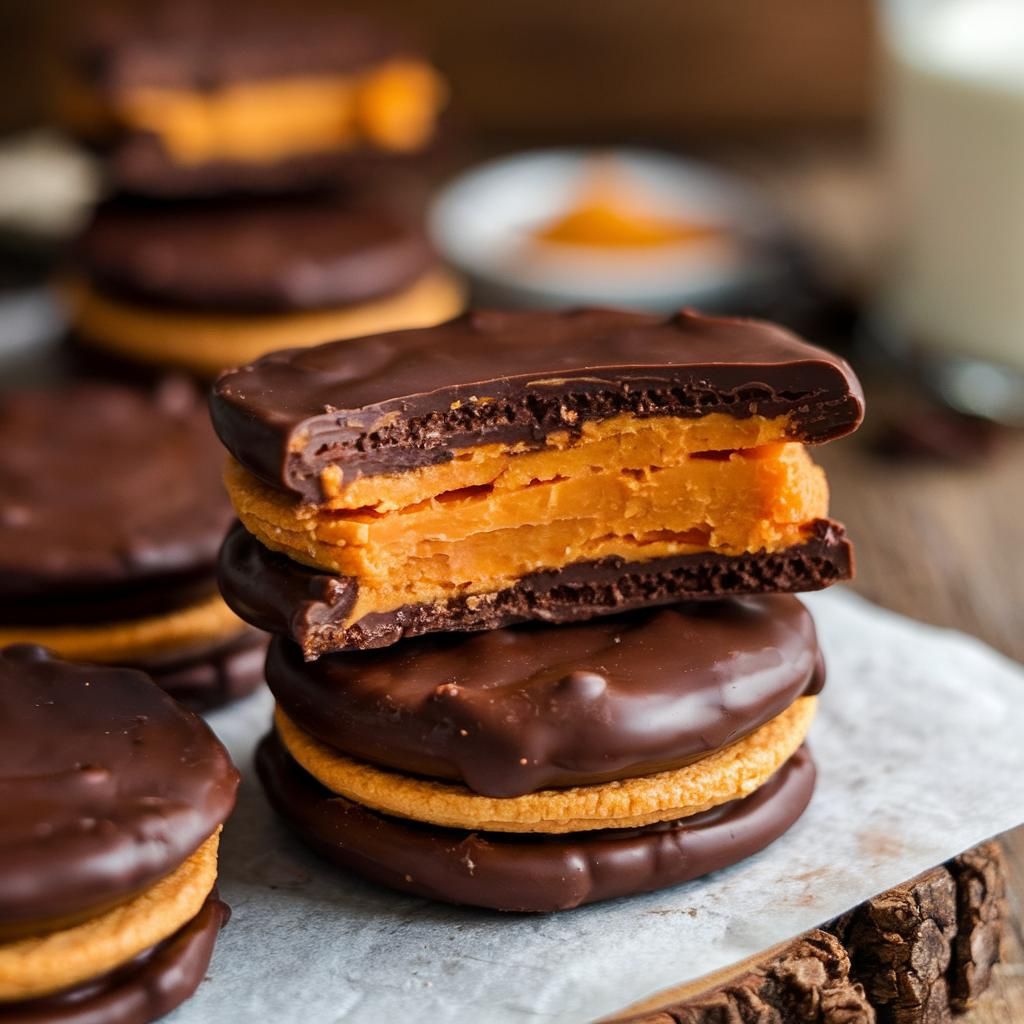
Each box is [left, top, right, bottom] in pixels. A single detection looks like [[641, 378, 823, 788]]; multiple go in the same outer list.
[[610, 843, 1006, 1023], [604, 371, 1024, 1022]]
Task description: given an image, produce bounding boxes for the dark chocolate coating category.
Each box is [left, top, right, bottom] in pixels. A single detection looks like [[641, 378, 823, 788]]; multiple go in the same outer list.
[[0, 895, 227, 1024], [97, 124, 442, 200], [210, 308, 865, 500], [0, 575, 219, 630], [0, 379, 232, 603], [218, 519, 853, 656], [134, 630, 266, 712], [74, 196, 436, 312], [265, 597, 823, 797], [0, 646, 238, 937], [257, 733, 816, 913], [69, 3, 413, 95]]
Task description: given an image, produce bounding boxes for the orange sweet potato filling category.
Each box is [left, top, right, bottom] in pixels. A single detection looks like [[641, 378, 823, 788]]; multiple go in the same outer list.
[[60, 60, 445, 163], [226, 413, 829, 626]]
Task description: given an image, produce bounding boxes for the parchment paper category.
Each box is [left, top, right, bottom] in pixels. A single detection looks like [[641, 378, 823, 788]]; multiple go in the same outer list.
[[172, 588, 1024, 1023]]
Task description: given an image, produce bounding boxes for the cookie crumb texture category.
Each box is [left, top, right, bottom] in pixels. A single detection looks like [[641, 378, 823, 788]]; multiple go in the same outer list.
[[228, 421, 831, 634], [275, 696, 816, 832]]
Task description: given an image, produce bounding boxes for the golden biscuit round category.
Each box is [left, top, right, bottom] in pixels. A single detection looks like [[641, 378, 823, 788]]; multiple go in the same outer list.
[[0, 591, 245, 664], [0, 830, 219, 1003], [65, 269, 466, 377], [275, 696, 816, 833]]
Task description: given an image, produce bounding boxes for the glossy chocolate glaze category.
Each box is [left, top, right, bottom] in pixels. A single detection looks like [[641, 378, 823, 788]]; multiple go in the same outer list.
[[266, 597, 823, 796], [75, 195, 436, 312], [210, 308, 865, 499], [0, 646, 238, 937], [218, 519, 853, 657], [0, 379, 233, 603], [0, 895, 228, 1024], [257, 733, 816, 912]]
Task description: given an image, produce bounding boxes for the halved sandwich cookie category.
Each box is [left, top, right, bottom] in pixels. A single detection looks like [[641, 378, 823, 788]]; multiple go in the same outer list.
[[214, 308, 864, 654]]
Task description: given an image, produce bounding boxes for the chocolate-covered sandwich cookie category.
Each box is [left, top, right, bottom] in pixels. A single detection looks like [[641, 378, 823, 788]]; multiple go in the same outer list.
[[0, 380, 264, 709], [256, 598, 819, 910], [264, 596, 823, 796], [258, 734, 815, 914], [57, 2, 447, 197], [0, 645, 238, 1020], [64, 195, 464, 378], [214, 308, 864, 654]]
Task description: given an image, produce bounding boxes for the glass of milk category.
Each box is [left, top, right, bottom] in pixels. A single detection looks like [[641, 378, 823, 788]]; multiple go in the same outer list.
[[879, 0, 1024, 421]]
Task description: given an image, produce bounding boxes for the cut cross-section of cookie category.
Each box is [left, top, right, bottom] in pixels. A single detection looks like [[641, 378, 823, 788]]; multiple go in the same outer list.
[[212, 308, 864, 500], [220, 517, 851, 656], [213, 308, 862, 653]]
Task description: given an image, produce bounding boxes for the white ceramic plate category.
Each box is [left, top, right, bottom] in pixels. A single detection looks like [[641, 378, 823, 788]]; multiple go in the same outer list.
[[428, 148, 786, 311]]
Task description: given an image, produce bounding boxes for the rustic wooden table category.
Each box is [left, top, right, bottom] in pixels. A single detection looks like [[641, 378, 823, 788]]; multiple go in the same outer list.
[[744, 145, 1024, 1020], [819, 426, 1024, 1021]]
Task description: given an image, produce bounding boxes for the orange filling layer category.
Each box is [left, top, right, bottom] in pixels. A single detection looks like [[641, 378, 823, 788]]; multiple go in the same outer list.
[[64, 270, 466, 378], [227, 414, 829, 625], [60, 60, 445, 163]]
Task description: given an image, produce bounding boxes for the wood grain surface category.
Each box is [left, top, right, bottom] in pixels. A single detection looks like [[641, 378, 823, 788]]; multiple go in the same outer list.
[[747, 144, 1024, 1021], [818, 419, 1024, 1022]]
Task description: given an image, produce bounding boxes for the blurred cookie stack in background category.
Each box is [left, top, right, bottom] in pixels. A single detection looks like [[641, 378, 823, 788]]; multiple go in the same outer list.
[[0, 0, 464, 712], [55, 0, 464, 378], [0, 378, 268, 710]]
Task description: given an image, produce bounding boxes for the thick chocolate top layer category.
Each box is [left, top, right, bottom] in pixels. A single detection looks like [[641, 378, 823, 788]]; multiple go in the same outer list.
[[0, 646, 238, 935], [258, 733, 815, 912], [75, 196, 436, 312], [211, 309, 865, 499], [70, 2, 415, 95], [0, 379, 233, 604], [266, 597, 823, 796], [1, 895, 227, 1024]]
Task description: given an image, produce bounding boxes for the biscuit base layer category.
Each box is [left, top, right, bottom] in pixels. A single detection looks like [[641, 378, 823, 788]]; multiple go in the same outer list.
[[275, 696, 816, 833], [0, 831, 219, 1003], [66, 269, 465, 377], [258, 732, 816, 912], [0, 590, 246, 664], [220, 517, 853, 656], [5, 894, 228, 1024]]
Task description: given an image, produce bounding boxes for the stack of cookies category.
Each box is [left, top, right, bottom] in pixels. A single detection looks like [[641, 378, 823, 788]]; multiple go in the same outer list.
[[0, 378, 264, 710], [55, 1, 463, 378], [212, 308, 864, 911]]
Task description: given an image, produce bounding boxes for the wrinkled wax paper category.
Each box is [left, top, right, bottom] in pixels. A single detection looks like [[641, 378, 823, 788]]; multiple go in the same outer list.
[[171, 589, 1024, 1023]]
